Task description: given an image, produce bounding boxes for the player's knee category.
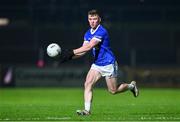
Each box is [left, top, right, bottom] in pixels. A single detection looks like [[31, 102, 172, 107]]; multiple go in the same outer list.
[[84, 80, 93, 89], [108, 88, 117, 95]]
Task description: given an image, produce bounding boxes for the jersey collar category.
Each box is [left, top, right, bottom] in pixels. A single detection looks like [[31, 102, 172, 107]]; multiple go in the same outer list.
[[90, 24, 100, 34]]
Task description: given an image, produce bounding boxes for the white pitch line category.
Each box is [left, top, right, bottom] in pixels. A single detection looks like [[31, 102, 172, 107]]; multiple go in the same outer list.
[[46, 116, 71, 120]]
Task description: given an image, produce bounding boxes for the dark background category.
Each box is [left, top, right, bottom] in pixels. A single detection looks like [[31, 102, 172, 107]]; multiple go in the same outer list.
[[0, 0, 180, 66], [0, 0, 180, 87]]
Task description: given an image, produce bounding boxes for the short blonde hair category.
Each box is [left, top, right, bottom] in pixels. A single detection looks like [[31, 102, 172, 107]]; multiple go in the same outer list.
[[88, 9, 101, 17]]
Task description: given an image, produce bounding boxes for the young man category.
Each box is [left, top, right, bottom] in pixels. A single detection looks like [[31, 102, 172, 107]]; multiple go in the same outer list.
[[60, 9, 139, 115]]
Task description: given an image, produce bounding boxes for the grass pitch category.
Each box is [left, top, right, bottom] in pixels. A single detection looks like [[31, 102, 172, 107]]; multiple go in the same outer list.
[[0, 87, 180, 121]]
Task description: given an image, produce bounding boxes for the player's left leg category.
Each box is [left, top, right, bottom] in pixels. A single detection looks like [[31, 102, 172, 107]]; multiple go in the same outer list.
[[105, 77, 129, 94], [105, 77, 139, 97], [105, 61, 139, 96]]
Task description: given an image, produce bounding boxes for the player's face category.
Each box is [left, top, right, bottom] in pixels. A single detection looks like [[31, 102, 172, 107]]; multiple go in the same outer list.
[[88, 14, 101, 29]]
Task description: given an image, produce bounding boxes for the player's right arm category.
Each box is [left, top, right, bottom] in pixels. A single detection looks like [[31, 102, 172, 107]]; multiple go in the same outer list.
[[59, 31, 102, 62], [71, 41, 88, 59], [59, 40, 92, 62], [72, 38, 100, 58]]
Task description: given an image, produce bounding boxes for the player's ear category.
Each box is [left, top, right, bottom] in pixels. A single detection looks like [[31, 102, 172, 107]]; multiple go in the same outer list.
[[99, 17, 101, 23]]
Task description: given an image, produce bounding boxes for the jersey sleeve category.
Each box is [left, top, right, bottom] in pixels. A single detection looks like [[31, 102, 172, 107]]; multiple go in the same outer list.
[[83, 32, 90, 45], [92, 30, 106, 42]]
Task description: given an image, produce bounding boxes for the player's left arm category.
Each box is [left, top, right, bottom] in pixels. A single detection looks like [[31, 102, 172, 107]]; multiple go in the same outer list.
[[72, 38, 100, 59]]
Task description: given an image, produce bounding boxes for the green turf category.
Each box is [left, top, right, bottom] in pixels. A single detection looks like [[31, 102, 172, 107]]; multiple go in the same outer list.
[[0, 88, 180, 121]]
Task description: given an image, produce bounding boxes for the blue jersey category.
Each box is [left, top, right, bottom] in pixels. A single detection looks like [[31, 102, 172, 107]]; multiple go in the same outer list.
[[84, 25, 116, 66]]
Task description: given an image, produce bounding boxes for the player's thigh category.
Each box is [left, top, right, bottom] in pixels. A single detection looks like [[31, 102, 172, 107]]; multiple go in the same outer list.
[[105, 77, 118, 91], [85, 69, 102, 86]]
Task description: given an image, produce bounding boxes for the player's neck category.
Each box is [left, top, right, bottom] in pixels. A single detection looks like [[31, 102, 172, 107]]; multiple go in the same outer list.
[[91, 24, 100, 34]]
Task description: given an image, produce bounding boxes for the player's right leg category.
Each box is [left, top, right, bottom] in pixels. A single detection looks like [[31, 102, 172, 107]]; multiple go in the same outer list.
[[76, 110, 91, 115], [76, 69, 101, 115]]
